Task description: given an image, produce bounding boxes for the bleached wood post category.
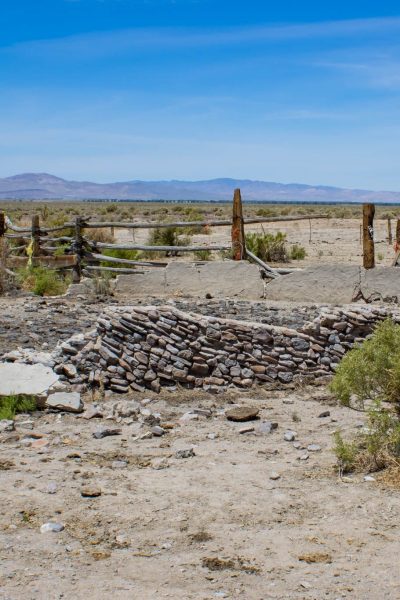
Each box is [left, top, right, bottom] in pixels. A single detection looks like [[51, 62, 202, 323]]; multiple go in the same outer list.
[[31, 215, 41, 260], [363, 203, 375, 269], [387, 218, 393, 245], [231, 188, 246, 260], [72, 216, 84, 283], [0, 213, 6, 288]]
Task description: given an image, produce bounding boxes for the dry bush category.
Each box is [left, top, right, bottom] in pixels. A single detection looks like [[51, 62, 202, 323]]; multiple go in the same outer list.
[[85, 228, 115, 244]]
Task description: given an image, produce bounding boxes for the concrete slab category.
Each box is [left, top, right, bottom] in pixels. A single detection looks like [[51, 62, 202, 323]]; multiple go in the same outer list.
[[116, 261, 264, 300], [264, 265, 361, 304], [361, 267, 400, 301], [0, 363, 59, 396], [164, 262, 264, 299]]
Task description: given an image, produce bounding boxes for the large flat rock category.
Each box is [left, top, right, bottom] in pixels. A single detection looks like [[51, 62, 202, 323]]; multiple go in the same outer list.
[[116, 261, 264, 299], [264, 265, 400, 304], [0, 363, 59, 396]]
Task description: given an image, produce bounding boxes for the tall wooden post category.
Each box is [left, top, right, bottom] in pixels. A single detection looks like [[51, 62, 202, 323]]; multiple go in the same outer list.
[[73, 216, 84, 282], [362, 203, 375, 269], [396, 220, 400, 251], [231, 188, 246, 260], [387, 218, 393, 245], [31, 215, 41, 260], [0, 213, 6, 287], [0, 212, 5, 239]]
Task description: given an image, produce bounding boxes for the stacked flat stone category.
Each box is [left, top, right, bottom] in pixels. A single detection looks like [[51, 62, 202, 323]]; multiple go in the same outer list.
[[54, 303, 400, 394]]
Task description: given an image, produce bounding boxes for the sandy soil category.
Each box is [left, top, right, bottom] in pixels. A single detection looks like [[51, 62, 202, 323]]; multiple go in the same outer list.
[[1, 379, 400, 599]]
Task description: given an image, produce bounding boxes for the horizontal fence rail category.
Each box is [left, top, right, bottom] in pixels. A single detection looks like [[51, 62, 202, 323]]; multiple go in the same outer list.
[[0, 194, 336, 282]]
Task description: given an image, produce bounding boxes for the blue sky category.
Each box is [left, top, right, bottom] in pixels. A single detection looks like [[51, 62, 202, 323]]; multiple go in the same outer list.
[[2, 1, 400, 189]]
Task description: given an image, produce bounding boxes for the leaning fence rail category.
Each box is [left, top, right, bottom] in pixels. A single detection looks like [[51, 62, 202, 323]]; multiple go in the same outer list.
[[0, 192, 332, 282]]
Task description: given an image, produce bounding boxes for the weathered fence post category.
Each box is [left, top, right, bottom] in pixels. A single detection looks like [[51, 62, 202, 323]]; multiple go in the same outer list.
[[387, 218, 393, 245], [0, 212, 6, 289], [31, 215, 41, 261], [231, 188, 246, 260], [73, 216, 84, 282], [0, 212, 5, 239], [396, 219, 400, 251], [362, 203, 375, 269]]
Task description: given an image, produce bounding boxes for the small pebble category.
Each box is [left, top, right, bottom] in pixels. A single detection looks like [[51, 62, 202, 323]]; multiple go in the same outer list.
[[175, 448, 195, 459], [151, 426, 165, 437], [40, 522, 64, 534], [284, 430, 297, 442], [269, 472, 281, 480], [307, 444, 321, 452]]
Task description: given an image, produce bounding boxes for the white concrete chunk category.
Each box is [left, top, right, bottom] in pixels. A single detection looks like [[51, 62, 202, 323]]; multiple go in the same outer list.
[[0, 363, 59, 396], [45, 392, 83, 413]]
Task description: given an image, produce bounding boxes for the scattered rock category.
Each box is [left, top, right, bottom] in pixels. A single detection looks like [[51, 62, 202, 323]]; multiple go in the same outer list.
[[256, 421, 278, 435], [175, 448, 196, 459], [46, 392, 83, 413], [238, 426, 255, 434], [40, 522, 64, 533], [298, 453, 309, 461], [225, 406, 259, 422], [307, 444, 321, 452], [81, 486, 102, 498], [284, 430, 297, 442], [0, 420, 15, 433], [269, 472, 281, 480], [82, 405, 103, 420], [152, 458, 170, 470], [93, 427, 122, 439], [151, 425, 165, 437], [318, 411, 331, 418]]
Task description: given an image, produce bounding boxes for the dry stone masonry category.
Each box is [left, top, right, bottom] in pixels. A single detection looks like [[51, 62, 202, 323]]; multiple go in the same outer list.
[[53, 303, 400, 394]]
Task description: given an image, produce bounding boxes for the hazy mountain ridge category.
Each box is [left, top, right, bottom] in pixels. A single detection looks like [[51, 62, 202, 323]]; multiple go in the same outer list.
[[1, 173, 400, 202]]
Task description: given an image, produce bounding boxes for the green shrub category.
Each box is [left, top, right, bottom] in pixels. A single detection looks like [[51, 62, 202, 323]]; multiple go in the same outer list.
[[17, 266, 71, 296], [146, 227, 191, 256], [330, 319, 400, 411], [290, 244, 307, 260], [194, 250, 212, 261], [0, 395, 37, 420], [334, 404, 400, 473], [331, 319, 400, 475], [245, 231, 288, 263]]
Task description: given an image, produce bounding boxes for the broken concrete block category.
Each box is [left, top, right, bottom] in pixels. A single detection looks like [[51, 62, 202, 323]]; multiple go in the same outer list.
[[45, 392, 83, 413]]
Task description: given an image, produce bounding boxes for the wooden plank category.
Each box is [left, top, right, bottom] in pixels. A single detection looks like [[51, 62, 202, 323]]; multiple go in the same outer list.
[[84, 266, 145, 274], [95, 243, 231, 252], [362, 203, 375, 269], [231, 188, 246, 260], [80, 214, 329, 230], [87, 252, 167, 267], [8, 255, 77, 268], [245, 249, 280, 278]]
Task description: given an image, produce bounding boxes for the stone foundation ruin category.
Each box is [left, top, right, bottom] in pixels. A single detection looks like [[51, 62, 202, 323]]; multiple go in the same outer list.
[[54, 301, 400, 394]]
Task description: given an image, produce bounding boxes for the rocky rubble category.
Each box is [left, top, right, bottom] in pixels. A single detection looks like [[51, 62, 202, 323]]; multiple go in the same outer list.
[[49, 302, 400, 394]]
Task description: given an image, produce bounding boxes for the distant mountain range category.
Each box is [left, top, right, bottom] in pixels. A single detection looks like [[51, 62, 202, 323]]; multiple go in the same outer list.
[[1, 173, 400, 203]]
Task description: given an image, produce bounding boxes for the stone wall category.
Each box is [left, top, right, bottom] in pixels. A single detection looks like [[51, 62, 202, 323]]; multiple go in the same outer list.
[[55, 303, 400, 394]]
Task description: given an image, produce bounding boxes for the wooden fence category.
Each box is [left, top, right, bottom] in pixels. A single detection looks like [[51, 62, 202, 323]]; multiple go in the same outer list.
[[0, 190, 329, 282]]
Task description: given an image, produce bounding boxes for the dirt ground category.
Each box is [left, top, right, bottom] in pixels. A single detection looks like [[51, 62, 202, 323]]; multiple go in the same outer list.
[[1, 294, 400, 599]]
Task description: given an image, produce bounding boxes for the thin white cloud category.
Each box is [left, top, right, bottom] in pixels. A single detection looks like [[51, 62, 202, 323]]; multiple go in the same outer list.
[[4, 16, 400, 58]]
